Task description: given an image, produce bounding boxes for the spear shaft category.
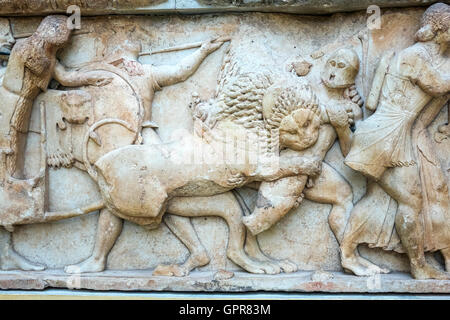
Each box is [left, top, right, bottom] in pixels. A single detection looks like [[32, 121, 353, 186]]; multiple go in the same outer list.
[[139, 37, 231, 57]]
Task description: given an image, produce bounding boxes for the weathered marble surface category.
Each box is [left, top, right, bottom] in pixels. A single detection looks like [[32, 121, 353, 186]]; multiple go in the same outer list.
[[1, 270, 449, 293], [0, 0, 442, 15]]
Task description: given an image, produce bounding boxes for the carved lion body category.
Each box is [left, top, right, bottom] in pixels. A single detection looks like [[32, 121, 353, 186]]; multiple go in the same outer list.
[[90, 74, 323, 229]]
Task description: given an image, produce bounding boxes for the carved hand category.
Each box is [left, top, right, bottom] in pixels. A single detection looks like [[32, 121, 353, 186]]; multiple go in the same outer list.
[[326, 104, 352, 128], [344, 85, 364, 107], [200, 38, 226, 55], [193, 103, 209, 122], [192, 102, 219, 128]]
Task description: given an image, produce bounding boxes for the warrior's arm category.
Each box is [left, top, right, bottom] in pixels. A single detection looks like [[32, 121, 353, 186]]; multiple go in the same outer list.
[[244, 175, 307, 235], [153, 39, 225, 88], [322, 104, 355, 157], [334, 126, 353, 157], [418, 95, 449, 128], [257, 150, 322, 182], [401, 51, 450, 96], [53, 62, 112, 87]]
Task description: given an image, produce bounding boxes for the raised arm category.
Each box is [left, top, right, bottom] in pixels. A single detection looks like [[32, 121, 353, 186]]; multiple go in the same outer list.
[[152, 39, 225, 88], [53, 61, 112, 87]]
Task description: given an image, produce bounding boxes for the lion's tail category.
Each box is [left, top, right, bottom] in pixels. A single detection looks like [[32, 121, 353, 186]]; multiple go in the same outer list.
[[82, 118, 137, 183], [41, 200, 106, 223]]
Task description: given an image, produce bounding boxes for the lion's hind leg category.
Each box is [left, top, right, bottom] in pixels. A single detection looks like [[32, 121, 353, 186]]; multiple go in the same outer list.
[[166, 193, 282, 274], [153, 214, 210, 277], [244, 232, 298, 273], [232, 189, 298, 273]]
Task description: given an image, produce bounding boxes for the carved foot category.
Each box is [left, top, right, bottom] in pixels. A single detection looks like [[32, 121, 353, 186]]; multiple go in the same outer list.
[[276, 259, 298, 273], [341, 256, 390, 276], [153, 251, 210, 277], [0, 249, 45, 271], [64, 256, 105, 274], [245, 253, 281, 274], [153, 264, 189, 277], [248, 254, 298, 273], [253, 261, 281, 274], [411, 263, 450, 280], [245, 235, 298, 273]]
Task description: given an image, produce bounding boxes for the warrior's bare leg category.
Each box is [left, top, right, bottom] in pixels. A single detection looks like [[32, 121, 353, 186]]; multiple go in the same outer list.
[[306, 164, 388, 276], [0, 228, 45, 271], [380, 166, 449, 280], [153, 215, 210, 277], [167, 193, 281, 274], [65, 208, 123, 274], [304, 162, 353, 243], [339, 191, 390, 276]]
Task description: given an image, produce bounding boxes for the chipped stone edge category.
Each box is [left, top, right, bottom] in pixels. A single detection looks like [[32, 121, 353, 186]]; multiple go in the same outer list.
[[0, 0, 440, 16], [0, 270, 449, 293]]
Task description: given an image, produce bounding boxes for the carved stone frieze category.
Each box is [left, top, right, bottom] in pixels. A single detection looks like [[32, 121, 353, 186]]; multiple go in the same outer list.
[[0, 2, 448, 293]]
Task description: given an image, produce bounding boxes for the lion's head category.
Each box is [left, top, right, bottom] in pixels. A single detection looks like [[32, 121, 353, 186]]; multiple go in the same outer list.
[[262, 81, 321, 152], [200, 72, 322, 154]]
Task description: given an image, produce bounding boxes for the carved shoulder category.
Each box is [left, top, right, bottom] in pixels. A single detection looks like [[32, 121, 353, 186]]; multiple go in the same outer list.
[[397, 45, 428, 80]]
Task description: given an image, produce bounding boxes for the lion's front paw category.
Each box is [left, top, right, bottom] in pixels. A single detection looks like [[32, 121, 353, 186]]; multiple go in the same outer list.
[[153, 264, 189, 277]]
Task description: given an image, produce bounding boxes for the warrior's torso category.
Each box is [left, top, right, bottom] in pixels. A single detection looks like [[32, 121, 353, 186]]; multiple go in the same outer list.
[[378, 49, 433, 119], [344, 44, 442, 180], [109, 59, 161, 123]]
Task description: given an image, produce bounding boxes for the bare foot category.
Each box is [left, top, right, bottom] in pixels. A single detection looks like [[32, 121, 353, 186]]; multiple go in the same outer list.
[[214, 269, 234, 280], [277, 259, 298, 273], [153, 264, 189, 277], [248, 254, 297, 273], [0, 249, 45, 271], [64, 256, 105, 274], [411, 263, 450, 280], [241, 249, 283, 274], [245, 253, 281, 274], [341, 256, 389, 276], [357, 256, 390, 274], [228, 250, 282, 274], [255, 260, 281, 274]]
